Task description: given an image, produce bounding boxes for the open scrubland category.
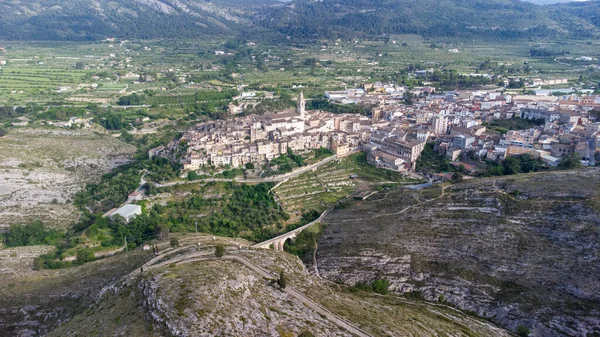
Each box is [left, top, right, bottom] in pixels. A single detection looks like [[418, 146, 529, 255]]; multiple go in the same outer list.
[[0, 128, 135, 228], [0, 232, 512, 337], [318, 169, 600, 336]]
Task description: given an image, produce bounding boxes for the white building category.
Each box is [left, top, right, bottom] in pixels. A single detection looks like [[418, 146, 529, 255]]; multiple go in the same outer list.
[[108, 204, 142, 222]]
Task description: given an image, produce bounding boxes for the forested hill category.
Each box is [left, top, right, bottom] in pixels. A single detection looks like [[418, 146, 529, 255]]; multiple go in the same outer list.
[[0, 0, 599, 41], [550, 0, 600, 29], [261, 0, 600, 40], [0, 0, 277, 40]]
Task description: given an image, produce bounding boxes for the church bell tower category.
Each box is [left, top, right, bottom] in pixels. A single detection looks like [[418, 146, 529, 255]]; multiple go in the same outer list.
[[297, 91, 306, 119]]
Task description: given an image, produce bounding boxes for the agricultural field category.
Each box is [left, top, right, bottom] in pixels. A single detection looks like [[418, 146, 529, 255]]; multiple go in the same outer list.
[[0, 67, 88, 102], [1, 36, 598, 106], [274, 153, 422, 215]]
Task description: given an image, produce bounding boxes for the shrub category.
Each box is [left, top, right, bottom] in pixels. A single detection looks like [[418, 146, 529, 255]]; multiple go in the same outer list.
[[349, 282, 373, 293], [76, 248, 95, 264], [32, 257, 45, 270], [371, 279, 389, 295], [516, 325, 530, 337], [187, 171, 199, 181], [86, 224, 100, 237], [170, 237, 180, 248], [405, 291, 424, 300], [215, 245, 225, 257], [438, 294, 448, 304], [298, 331, 315, 337], [277, 270, 287, 289]]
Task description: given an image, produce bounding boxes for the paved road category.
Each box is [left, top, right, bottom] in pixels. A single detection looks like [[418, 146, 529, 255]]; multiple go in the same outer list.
[[158, 155, 340, 187], [588, 138, 597, 166]]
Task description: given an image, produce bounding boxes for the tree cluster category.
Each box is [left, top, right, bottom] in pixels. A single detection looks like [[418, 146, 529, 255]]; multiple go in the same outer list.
[[3, 221, 63, 247]]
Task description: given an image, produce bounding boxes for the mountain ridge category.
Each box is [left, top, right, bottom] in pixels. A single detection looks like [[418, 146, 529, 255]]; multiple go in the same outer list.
[[0, 0, 599, 41]]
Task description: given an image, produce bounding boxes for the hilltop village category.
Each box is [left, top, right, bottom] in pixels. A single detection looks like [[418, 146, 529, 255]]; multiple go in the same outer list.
[[159, 82, 600, 176]]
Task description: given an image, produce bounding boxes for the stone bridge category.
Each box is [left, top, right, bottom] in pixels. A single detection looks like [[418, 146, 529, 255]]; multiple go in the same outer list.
[[253, 210, 330, 251], [253, 191, 362, 251]]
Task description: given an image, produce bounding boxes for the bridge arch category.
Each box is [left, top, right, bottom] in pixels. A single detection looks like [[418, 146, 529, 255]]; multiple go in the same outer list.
[[282, 237, 295, 251]]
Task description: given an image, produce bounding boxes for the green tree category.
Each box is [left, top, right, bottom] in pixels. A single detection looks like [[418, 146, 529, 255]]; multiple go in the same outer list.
[[452, 172, 464, 181], [100, 113, 123, 130], [0, 128, 5, 137], [403, 92, 414, 105], [215, 245, 225, 258], [558, 153, 583, 170], [371, 279, 389, 295], [187, 171, 199, 181], [170, 237, 180, 248], [502, 157, 521, 175], [277, 270, 287, 289], [76, 248, 95, 264], [4, 221, 61, 247], [86, 224, 100, 237], [75, 61, 85, 70]]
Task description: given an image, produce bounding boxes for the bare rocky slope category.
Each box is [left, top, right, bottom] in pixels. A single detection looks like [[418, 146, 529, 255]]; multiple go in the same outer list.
[[1, 234, 511, 337], [0, 128, 135, 228], [317, 169, 600, 337]]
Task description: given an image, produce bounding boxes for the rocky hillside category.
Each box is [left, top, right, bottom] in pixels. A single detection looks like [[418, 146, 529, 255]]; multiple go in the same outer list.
[[0, 0, 277, 40], [0, 128, 136, 228], [318, 169, 600, 337], [1, 234, 511, 337], [0, 247, 152, 337]]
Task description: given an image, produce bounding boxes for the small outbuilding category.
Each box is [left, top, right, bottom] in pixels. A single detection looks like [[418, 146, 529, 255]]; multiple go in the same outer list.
[[107, 204, 142, 222]]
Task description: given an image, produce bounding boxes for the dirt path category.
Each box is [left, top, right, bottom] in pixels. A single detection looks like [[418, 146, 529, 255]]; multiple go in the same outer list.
[[334, 183, 448, 223], [137, 250, 372, 337]]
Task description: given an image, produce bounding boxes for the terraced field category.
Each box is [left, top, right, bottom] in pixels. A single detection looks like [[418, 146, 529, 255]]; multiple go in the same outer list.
[[275, 153, 423, 215], [275, 161, 358, 214]]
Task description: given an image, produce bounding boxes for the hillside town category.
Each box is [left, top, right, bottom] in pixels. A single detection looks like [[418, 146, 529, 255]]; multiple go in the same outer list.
[[159, 81, 600, 177], [169, 91, 427, 173]]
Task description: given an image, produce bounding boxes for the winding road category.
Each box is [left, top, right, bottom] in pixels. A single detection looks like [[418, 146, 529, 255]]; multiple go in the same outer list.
[[157, 154, 340, 187], [137, 247, 372, 337]]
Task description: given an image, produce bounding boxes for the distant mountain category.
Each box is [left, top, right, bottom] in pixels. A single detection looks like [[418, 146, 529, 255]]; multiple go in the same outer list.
[[0, 0, 276, 40], [551, 0, 600, 26], [0, 0, 599, 41], [260, 0, 600, 40]]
